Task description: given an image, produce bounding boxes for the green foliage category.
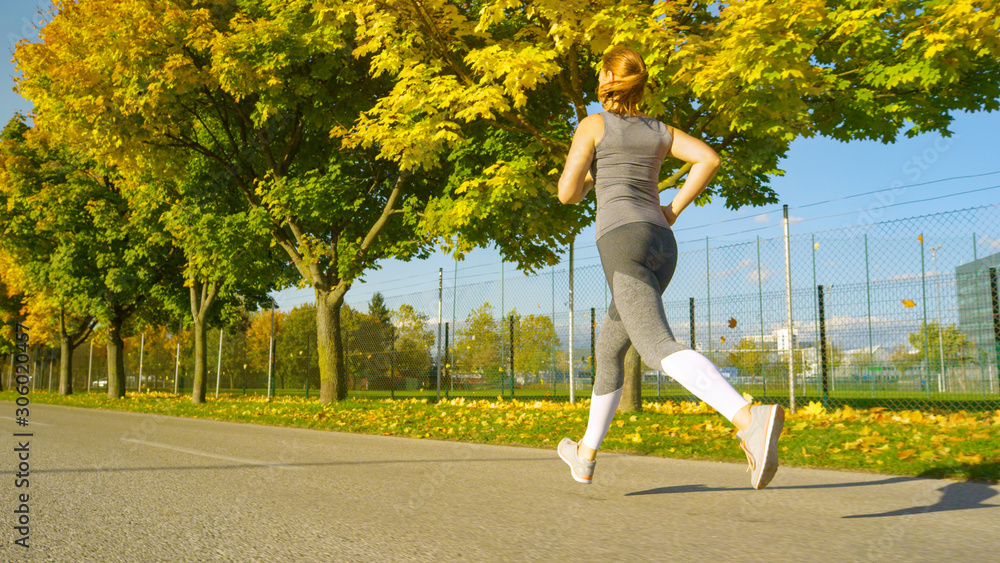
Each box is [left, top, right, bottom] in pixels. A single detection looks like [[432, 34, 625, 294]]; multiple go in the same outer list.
[[393, 304, 435, 380], [909, 322, 972, 368], [0, 115, 183, 337], [454, 303, 503, 379], [515, 313, 560, 376], [727, 338, 767, 376]]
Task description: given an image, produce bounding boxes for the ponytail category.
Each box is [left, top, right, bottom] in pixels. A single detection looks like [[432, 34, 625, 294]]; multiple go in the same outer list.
[[598, 47, 648, 117]]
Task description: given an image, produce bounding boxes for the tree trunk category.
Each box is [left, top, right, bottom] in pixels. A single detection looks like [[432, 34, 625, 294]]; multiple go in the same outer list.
[[191, 314, 207, 403], [59, 337, 73, 395], [189, 280, 219, 404], [58, 312, 96, 396], [316, 286, 348, 403], [618, 345, 643, 413], [106, 321, 126, 399]]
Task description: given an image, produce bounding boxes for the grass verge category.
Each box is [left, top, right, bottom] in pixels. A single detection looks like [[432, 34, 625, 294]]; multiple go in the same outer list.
[[5, 390, 999, 483]]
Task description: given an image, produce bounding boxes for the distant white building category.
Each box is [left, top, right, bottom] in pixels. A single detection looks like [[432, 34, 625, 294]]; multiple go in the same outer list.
[[744, 328, 798, 352], [843, 345, 891, 365]]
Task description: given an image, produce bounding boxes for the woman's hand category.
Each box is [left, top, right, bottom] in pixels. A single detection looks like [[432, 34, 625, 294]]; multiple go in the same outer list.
[[661, 205, 678, 226]]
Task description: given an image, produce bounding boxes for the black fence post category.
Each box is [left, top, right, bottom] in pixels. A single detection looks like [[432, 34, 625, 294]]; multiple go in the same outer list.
[[818, 284, 829, 409], [689, 298, 696, 349], [590, 307, 596, 387], [509, 314, 515, 399], [990, 268, 1000, 390], [444, 322, 450, 399]]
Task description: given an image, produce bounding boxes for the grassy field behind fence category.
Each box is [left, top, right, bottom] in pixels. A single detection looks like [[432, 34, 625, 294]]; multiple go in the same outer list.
[[5, 390, 999, 484]]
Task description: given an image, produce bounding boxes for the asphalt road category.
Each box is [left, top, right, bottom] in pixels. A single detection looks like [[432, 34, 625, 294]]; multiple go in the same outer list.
[[1, 402, 998, 562]]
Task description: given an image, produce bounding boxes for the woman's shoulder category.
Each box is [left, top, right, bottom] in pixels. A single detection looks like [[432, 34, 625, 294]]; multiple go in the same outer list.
[[577, 112, 606, 144]]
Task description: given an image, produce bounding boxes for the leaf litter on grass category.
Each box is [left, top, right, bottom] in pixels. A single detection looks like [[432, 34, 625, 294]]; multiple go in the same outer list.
[[5, 391, 998, 482]]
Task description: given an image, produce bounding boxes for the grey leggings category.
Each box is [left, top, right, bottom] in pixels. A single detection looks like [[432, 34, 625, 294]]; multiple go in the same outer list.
[[594, 222, 691, 395]]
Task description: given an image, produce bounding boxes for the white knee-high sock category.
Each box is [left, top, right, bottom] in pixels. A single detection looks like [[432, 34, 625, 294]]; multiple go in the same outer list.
[[660, 350, 749, 422], [581, 388, 623, 451]]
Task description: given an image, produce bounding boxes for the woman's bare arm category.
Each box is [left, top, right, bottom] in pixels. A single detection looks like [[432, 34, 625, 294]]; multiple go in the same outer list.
[[661, 127, 722, 225], [558, 114, 604, 204]]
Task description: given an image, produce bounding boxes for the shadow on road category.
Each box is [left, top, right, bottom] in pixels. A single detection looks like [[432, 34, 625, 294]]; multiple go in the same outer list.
[[2, 456, 552, 475], [843, 464, 1000, 518], [626, 475, 915, 496], [627, 471, 1000, 518]]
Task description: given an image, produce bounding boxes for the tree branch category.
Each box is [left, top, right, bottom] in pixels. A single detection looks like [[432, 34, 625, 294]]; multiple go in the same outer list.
[[356, 171, 410, 267]]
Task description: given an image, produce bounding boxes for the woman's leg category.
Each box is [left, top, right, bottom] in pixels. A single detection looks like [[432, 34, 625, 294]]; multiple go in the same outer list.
[[598, 223, 749, 421], [577, 308, 630, 460]]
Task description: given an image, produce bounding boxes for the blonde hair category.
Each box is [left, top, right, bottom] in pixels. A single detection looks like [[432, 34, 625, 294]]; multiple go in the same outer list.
[[598, 46, 648, 117]]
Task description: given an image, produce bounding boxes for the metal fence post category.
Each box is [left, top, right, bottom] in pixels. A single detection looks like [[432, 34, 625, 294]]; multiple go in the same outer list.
[[444, 322, 450, 398], [87, 340, 93, 393], [758, 235, 766, 388], [812, 235, 818, 396], [990, 268, 1000, 392], [783, 205, 795, 413], [590, 307, 595, 387], [865, 234, 874, 396], [267, 307, 275, 400], [689, 298, 695, 349], [552, 265, 556, 396], [569, 240, 575, 404], [138, 331, 146, 392], [818, 284, 829, 409], [174, 319, 182, 395], [706, 237, 712, 364], [509, 313, 515, 399], [437, 268, 443, 403], [920, 234, 930, 398], [47, 346, 53, 393], [215, 329, 224, 398]]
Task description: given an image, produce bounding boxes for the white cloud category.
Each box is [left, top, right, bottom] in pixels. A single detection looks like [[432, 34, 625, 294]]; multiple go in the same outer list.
[[977, 236, 1000, 251], [883, 271, 944, 282], [754, 213, 771, 224], [713, 259, 753, 278], [745, 266, 772, 283]]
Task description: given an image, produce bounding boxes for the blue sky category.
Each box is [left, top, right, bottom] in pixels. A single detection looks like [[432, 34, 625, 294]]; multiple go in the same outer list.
[[5, 0, 999, 317]]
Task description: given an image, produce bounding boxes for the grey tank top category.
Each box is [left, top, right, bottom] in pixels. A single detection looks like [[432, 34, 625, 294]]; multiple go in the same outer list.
[[592, 111, 673, 240]]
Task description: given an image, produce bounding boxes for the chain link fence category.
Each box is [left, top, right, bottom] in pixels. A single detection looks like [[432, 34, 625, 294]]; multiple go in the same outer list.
[[8, 205, 1000, 412]]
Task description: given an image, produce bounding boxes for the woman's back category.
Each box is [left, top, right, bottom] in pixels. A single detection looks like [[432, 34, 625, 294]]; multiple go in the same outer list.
[[592, 111, 673, 240]]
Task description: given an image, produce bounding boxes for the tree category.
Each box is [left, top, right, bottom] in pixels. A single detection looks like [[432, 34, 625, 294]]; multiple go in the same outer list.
[[276, 304, 319, 392], [367, 292, 395, 384], [909, 322, 971, 369], [155, 162, 293, 403], [516, 313, 560, 379], [889, 344, 920, 374], [349, 0, 1000, 262], [15, 0, 445, 404], [349, 0, 1000, 400], [728, 338, 767, 377], [0, 116, 185, 397], [393, 304, 435, 381], [454, 303, 503, 381], [0, 249, 29, 391], [246, 309, 286, 390], [341, 305, 388, 389]]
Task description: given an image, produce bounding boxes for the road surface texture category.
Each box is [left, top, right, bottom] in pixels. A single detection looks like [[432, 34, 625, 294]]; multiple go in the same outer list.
[[2, 402, 998, 562]]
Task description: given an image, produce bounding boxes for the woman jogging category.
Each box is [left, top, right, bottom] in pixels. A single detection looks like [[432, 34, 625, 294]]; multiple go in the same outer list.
[[556, 46, 784, 490]]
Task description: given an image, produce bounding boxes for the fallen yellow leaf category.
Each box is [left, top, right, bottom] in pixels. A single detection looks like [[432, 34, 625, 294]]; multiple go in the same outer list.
[[954, 453, 984, 465]]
